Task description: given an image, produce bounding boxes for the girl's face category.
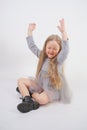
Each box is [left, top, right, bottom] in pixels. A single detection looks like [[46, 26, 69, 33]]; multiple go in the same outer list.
[[46, 40, 60, 59]]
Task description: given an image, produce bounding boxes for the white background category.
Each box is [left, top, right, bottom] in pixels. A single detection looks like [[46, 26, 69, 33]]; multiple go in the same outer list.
[[0, 0, 87, 130], [0, 0, 87, 80]]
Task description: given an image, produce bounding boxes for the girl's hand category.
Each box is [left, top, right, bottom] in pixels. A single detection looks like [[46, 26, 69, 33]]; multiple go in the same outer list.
[[57, 19, 68, 40], [28, 23, 36, 31], [57, 18, 66, 33], [27, 23, 36, 36]]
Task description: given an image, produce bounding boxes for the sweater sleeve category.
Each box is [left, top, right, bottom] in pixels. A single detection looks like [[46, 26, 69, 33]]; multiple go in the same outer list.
[[57, 40, 69, 64], [26, 36, 41, 58]]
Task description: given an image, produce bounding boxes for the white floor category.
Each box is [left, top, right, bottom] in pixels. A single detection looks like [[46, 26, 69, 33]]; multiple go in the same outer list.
[[0, 76, 87, 130]]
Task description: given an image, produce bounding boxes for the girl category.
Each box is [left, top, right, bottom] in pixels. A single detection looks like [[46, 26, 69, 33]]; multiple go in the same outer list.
[[17, 19, 72, 113]]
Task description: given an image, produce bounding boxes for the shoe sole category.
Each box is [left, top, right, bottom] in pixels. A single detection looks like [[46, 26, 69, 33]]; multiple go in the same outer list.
[[17, 102, 40, 113]]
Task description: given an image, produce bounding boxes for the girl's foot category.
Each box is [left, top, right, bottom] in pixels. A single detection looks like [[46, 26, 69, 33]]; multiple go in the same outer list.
[[17, 96, 40, 113]]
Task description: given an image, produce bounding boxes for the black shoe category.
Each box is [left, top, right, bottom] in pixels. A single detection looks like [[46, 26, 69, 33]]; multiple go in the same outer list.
[[17, 96, 40, 113]]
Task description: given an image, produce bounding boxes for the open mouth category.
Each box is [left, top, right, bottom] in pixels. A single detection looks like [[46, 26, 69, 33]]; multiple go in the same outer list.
[[49, 53, 54, 56]]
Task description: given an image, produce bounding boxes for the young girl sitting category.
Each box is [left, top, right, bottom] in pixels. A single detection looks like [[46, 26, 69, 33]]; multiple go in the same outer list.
[[17, 19, 72, 113]]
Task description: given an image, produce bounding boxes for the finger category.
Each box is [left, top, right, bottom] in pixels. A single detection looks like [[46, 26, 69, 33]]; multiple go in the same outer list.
[[32, 23, 36, 26], [29, 23, 36, 26], [62, 19, 65, 25], [57, 26, 61, 31], [61, 18, 64, 21]]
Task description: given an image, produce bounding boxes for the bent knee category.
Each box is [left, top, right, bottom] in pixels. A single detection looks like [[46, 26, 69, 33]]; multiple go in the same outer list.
[[38, 95, 49, 105], [39, 99, 49, 105]]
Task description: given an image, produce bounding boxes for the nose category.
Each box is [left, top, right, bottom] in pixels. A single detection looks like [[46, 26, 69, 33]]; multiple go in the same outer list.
[[50, 49, 54, 53]]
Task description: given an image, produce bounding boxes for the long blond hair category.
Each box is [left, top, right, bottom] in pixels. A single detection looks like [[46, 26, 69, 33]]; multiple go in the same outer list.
[[36, 34, 62, 89]]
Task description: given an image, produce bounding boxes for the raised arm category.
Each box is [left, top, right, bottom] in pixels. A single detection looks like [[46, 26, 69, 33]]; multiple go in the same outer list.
[[26, 23, 40, 58], [57, 19, 69, 64]]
